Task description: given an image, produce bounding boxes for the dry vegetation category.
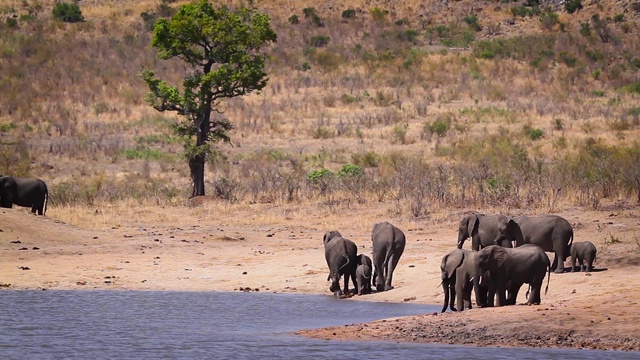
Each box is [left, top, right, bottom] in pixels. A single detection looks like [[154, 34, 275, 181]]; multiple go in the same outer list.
[[0, 0, 639, 222]]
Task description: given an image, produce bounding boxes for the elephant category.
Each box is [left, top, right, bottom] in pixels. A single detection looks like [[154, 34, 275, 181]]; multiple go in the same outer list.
[[570, 241, 597, 272], [514, 215, 573, 273], [440, 248, 494, 312], [457, 213, 521, 250], [0, 176, 48, 215], [474, 244, 551, 306], [371, 221, 406, 292], [355, 254, 372, 295], [323, 230, 358, 298]]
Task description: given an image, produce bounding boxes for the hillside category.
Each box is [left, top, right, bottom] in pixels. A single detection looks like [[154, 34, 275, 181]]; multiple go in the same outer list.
[[0, 0, 639, 216]]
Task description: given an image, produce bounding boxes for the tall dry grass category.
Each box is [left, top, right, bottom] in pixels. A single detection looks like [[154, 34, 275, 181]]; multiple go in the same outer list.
[[0, 0, 639, 229]]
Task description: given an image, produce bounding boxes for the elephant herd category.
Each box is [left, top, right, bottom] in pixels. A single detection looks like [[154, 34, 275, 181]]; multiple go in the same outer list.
[[323, 221, 405, 299], [323, 213, 598, 311], [0, 176, 48, 215]]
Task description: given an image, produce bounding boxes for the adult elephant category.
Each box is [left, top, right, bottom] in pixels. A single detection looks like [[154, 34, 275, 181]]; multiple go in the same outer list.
[[0, 176, 48, 215], [514, 215, 573, 273], [323, 231, 358, 299], [371, 221, 406, 292], [474, 244, 551, 306], [440, 248, 494, 312], [457, 213, 521, 250]]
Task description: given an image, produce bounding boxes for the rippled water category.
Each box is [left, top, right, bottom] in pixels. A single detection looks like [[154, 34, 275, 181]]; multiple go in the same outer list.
[[0, 290, 636, 359]]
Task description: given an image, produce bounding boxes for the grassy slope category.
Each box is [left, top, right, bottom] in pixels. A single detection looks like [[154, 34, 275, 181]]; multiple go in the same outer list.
[[0, 0, 639, 214]]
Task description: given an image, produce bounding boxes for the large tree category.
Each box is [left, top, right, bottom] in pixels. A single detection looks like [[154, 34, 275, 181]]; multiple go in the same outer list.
[[141, 0, 276, 197]]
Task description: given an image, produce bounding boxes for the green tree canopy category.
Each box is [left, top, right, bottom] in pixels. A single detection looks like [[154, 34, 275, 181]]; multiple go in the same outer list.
[[141, 0, 276, 197]]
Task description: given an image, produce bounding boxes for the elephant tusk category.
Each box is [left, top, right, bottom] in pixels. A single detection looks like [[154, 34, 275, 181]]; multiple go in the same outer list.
[[469, 276, 474, 283]]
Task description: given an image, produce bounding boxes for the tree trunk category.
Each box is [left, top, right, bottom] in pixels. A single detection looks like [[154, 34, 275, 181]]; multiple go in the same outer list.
[[189, 154, 205, 198]]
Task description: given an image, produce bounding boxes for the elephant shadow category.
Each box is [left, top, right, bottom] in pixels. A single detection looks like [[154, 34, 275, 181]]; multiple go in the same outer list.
[[563, 267, 608, 273]]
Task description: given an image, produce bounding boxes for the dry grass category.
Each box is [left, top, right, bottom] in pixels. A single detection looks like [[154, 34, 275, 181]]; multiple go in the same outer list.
[[1, 0, 639, 222]]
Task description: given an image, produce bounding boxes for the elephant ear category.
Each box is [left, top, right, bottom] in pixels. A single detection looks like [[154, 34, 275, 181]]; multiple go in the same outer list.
[[467, 214, 479, 238], [444, 250, 465, 278], [490, 246, 509, 269]]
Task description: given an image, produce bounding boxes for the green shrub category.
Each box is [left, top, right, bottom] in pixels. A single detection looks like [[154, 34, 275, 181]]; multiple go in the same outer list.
[[6, 17, 18, 28], [424, 117, 451, 137], [613, 13, 625, 23], [394, 17, 409, 26], [309, 35, 331, 47], [620, 82, 640, 94], [307, 168, 333, 183], [52, 2, 84, 23], [398, 29, 418, 43], [559, 51, 577, 67], [463, 14, 481, 31], [303, 7, 324, 27], [552, 118, 564, 131], [122, 146, 164, 160], [0, 122, 16, 132], [337, 164, 363, 178], [564, 0, 583, 14], [341, 9, 356, 19], [511, 5, 540, 17], [579, 22, 591, 37], [539, 11, 558, 30], [288, 14, 299, 24], [312, 126, 333, 139], [523, 125, 544, 140], [370, 7, 388, 22]]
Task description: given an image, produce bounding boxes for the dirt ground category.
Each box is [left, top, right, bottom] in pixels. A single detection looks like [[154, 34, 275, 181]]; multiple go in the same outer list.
[[1, 201, 640, 352]]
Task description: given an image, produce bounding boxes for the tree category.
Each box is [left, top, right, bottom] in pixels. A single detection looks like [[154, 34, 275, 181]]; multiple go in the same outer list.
[[141, 0, 276, 197]]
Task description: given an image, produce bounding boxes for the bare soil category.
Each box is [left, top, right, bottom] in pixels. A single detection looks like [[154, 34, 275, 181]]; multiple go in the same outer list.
[[1, 202, 640, 352]]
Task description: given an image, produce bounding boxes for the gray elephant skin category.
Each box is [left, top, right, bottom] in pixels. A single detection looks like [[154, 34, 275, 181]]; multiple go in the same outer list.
[[371, 221, 406, 292], [514, 215, 573, 273], [570, 241, 597, 272], [355, 254, 372, 295], [440, 248, 494, 312], [474, 244, 551, 306], [457, 213, 521, 250], [0, 176, 48, 215], [323, 231, 358, 298]]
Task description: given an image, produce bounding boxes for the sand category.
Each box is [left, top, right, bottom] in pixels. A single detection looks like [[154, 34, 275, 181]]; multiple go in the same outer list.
[[1, 202, 640, 352]]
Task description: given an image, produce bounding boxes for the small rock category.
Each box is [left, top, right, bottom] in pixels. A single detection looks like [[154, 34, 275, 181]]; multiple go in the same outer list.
[[32, 247, 39, 250], [242, 271, 247, 275]]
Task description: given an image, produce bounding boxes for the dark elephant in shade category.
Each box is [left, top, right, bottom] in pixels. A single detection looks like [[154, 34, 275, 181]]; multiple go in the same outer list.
[[457, 213, 521, 250], [570, 241, 597, 272], [371, 221, 406, 292], [0, 176, 48, 215], [323, 230, 358, 299], [474, 244, 551, 306], [514, 215, 573, 273], [355, 254, 372, 295], [440, 248, 494, 312]]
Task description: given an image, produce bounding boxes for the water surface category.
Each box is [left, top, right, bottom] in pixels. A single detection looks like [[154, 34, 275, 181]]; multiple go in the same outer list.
[[0, 290, 636, 359]]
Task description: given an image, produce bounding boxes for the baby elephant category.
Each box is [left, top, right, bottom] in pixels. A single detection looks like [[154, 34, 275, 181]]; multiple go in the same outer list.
[[355, 254, 372, 295], [570, 241, 597, 272]]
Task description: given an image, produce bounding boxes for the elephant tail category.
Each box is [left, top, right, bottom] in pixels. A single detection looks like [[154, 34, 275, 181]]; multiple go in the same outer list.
[[544, 262, 551, 296], [338, 240, 351, 272], [43, 189, 48, 216]]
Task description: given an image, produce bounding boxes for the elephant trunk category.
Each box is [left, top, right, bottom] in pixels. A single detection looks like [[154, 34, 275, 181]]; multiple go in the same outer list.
[[441, 279, 449, 313], [456, 231, 466, 249]]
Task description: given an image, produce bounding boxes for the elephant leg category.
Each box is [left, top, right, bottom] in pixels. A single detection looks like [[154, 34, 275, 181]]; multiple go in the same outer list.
[[550, 253, 559, 272], [384, 253, 400, 291], [587, 257, 594, 272], [553, 245, 566, 273], [495, 280, 507, 307], [342, 272, 349, 295], [507, 283, 522, 305], [527, 282, 542, 305]]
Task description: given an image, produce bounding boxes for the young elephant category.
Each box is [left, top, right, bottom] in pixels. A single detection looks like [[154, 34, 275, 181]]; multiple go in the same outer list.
[[355, 254, 372, 295], [570, 241, 597, 272]]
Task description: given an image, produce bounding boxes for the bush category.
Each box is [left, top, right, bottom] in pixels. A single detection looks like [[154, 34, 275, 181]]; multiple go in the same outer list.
[[523, 125, 544, 140], [341, 9, 356, 19], [52, 2, 84, 23], [463, 14, 481, 31], [6, 17, 18, 28], [564, 0, 583, 14], [288, 15, 299, 24], [337, 164, 363, 178], [307, 168, 333, 183], [309, 35, 331, 47], [539, 11, 558, 31], [370, 7, 388, 22]]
